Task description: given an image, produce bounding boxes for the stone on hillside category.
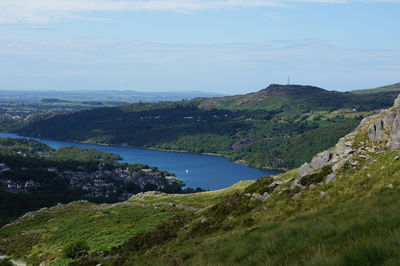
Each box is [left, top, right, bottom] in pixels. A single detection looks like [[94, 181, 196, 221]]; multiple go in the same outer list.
[[283, 177, 294, 184], [309, 184, 316, 189], [351, 161, 359, 166], [292, 192, 301, 198], [335, 138, 346, 155], [388, 184, 393, 189], [268, 181, 283, 188], [309, 151, 331, 170], [394, 94, 400, 107], [290, 179, 299, 190], [394, 156, 399, 160], [251, 193, 270, 201], [332, 159, 347, 173], [390, 110, 400, 150], [262, 192, 271, 200], [344, 141, 353, 147], [320, 191, 326, 197], [298, 163, 313, 177], [325, 173, 336, 184], [344, 147, 354, 156]]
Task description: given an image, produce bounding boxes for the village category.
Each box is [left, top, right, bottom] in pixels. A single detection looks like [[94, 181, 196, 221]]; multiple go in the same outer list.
[[0, 160, 181, 201]]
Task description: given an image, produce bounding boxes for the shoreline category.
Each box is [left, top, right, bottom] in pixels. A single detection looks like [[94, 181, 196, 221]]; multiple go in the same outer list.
[[0, 131, 285, 173]]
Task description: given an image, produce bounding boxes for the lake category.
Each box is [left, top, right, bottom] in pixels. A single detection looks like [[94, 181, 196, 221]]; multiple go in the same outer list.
[[0, 132, 278, 190]]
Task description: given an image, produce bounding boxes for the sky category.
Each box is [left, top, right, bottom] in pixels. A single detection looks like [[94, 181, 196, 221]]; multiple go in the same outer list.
[[0, 0, 399, 94]]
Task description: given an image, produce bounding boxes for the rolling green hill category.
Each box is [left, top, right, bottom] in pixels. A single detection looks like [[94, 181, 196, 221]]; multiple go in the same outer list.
[[1, 94, 400, 266], [4, 84, 396, 171], [350, 82, 400, 95]]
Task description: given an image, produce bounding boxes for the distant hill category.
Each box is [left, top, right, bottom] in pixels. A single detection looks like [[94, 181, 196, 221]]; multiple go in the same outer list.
[[0, 90, 225, 103], [350, 82, 400, 95], [2, 84, 396, 170]]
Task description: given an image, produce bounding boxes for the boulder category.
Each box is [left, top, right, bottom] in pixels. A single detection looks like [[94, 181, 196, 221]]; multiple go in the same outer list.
[[390, 110, 400, 150], [394, 94, 400, 107], [335, 138, 346, 155], [298, 163, 313, 177], [325, 173, 337, 184], [309, 150, 331, 170]]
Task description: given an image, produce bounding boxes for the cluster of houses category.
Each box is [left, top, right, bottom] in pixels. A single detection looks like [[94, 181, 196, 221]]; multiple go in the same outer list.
[[0, 162, 41, 193], [58, 164, 180, 200], [0, 160, 181, 201]]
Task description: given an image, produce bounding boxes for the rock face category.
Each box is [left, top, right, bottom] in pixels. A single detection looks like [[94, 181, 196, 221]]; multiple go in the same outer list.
[[297, 94, 400, 184]]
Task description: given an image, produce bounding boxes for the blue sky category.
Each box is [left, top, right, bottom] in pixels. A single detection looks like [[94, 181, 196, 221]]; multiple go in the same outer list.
[[0, 0, 399, 94]]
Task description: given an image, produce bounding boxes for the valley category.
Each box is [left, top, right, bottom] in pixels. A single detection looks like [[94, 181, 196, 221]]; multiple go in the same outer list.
[[1, 93, 399, 265], [1, 84, 396, 171]]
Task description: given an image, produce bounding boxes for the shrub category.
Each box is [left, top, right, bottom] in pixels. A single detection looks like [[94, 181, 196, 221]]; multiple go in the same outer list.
[[244, 176, 275, 195], [300, 165, 332, 186], [63, 240, 90, 259]]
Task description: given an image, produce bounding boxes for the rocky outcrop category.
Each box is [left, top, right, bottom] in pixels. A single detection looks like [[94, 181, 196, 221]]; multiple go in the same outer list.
[[297, 94, 400, 185]]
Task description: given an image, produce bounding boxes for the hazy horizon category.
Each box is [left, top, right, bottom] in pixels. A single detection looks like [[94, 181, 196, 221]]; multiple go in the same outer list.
[[1, 1, 399, 94]]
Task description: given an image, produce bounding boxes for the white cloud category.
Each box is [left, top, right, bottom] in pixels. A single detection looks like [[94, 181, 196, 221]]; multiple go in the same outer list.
[[0, 0, 353, 24]]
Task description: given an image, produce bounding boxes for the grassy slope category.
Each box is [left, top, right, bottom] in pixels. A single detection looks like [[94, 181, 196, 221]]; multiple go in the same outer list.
[[0, 202, 187, 265], [110, 149, 400, 266], [351, 82, 400, 95], [1, 148, 399, 265]]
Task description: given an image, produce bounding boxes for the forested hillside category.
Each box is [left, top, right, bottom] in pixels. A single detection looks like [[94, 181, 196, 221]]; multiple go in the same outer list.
[[0, 138, 183, 226], [6, 84, 396, 170]]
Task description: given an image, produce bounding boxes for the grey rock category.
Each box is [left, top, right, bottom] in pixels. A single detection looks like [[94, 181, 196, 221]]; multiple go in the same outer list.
[[325, 173, 337, 184], [351, 161, 359, 166], [391, 110, 400, 150], [388, 184, 393, 189], [262, 192, 271, 200], [251, 192, 270, 201], [292, 192, 301, 198], [268, 181, 283, 188], [283, 177, 294, 184], [344, 141, 353, 147], [309, 184, 316, 189], [298, 163, 313, 177], [394, 156, 399, 160], [335, 138, 346, 155], [290, 179, 299, 190], [309, 151, 331, 170], [320, 191, 326, 197], [332, 159, 347, 173], [344, 147, 354, 156], [394, 94, 400, 107]]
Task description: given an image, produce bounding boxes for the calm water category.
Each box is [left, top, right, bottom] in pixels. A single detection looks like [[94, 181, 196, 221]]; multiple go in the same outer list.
[[0, 132, 278, 190]]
